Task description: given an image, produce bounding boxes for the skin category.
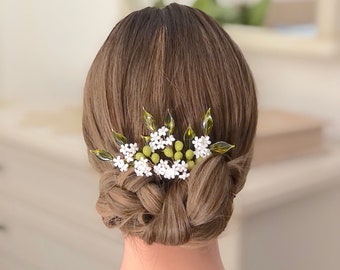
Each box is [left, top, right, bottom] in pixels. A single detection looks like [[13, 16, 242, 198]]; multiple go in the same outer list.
[[120, 236, 225, 270]]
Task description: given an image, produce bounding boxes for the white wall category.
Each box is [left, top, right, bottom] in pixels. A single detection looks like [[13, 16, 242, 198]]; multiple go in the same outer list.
[[244, 51, 340, 140], [0, 0, 203, 103], [0, 0, 128, 103]]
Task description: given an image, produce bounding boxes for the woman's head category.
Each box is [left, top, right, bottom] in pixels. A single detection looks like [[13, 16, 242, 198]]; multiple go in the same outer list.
[[82, 3, 257, 245]]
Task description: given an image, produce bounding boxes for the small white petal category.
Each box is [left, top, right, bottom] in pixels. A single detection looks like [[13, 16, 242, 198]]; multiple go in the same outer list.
[[179, 171, 190, 180], [120, 163, 129, 172], [158, 126, 168, 137]]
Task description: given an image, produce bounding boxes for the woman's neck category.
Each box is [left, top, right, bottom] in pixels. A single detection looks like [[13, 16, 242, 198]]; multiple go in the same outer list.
[[120, 236, 225, 270]]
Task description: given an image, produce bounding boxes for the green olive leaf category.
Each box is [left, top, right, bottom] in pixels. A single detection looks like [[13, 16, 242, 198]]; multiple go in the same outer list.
[[183, 125, 195, 148], [164, 109, 175, 134], [210, 141, 235, 154], [90, 149, 114, 161], [141, 135, 151, 145], [142, 107, 156, 132], [202, 108, 213, 136], [112, 129, 128, 146]]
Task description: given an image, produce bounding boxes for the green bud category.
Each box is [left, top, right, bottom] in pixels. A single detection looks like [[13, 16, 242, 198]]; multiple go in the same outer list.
[[185, 149, 194, 160], [151, 153, 160, 164], [187, 160, 195, 170], [135, 152, 145, 161], [174, 141, 184, 152], [142, 145, 152, 157], [164, 147, 174, 158], [195, 157, 203, 164], [174, 151, 183, 161]]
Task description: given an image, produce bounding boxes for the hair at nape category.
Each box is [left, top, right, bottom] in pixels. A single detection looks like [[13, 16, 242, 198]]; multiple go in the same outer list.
[[82, 3, 257, 246]]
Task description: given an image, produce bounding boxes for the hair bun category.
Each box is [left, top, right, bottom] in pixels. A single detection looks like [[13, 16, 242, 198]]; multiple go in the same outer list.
[[96, 169, 175, 241], [143, 180, 191, 245], [95, 153, 249, 245], [97, 168, 193, 245]]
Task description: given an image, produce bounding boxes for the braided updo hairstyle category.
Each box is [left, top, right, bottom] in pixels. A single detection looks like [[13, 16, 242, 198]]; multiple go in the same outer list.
[[82, 3, 257, 246]]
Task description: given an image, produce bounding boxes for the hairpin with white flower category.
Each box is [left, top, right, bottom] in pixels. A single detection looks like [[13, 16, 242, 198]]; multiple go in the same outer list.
[[90, 108, 235, 180]]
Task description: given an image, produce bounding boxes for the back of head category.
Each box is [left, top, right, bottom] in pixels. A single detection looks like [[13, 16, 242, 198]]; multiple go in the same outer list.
[[82, 3, 257, 246]]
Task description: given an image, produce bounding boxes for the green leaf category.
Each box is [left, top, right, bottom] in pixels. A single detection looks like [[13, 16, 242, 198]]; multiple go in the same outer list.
[[244, 0, 270, 26], [201, 108, 213, 136], [90, 149, 114, 161], [193, 0, 240, 25], [153, 0, 165, 8], [112, 129, 127, 146], [164, 109, 175, 134], [141, 135, 151, 145], [210, 141, 235, 154], [142, 107, 156, 132], [183, 125, 196, 148]]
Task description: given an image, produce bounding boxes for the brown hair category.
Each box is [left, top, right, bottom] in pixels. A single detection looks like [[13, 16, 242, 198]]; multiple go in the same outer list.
[[82, 3, 257, 246]]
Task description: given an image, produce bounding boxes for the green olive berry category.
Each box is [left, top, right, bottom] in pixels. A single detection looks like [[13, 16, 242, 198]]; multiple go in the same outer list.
[[151, 153, 160, 164], [174, 151, 183, 161], [187, 160, 195, 170], [164, 147, 174, 158], [135, 152, 145, 161], [142, 145, 152, 157], [195, 157, 203, 164], [185, 149, 194, 160], [175, 141, 184, 152]]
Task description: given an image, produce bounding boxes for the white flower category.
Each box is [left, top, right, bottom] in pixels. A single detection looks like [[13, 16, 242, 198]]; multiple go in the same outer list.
[[113, 156, 129, 172], [153, 160, 190, 180], [158, 126, 169, 137], [113, 156, 124, 167], [120, 163, 129, 172], [130, 143, 139, 152], [194, 148, 211, 158], [134, 158, 152, 177], [193, 136, 212, 158], [149, 126, 172, 151], [179, 171, 190, 180], [150, 130, 163, 151], [119, 144, 129, 155], [201, 136, 211, 146], [125, 156, 134, 163], [154, 159, 170, 176], [172, 160, 190, 180], [165, 135, 175, 146], [120, 143, 138, 162], [192, 136, 211, 148], [153, 167, 160, 176], [150, 131, 161, 140], [150, 140, 165, 151], [173, 160, 187, 173], [164, 166, 178, 179]]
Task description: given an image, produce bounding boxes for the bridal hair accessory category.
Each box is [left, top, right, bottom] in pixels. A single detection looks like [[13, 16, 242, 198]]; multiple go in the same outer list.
[[91, 108, 235, 180]]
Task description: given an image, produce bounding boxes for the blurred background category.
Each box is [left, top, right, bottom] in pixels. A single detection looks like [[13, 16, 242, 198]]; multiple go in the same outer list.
[[0, 0, 339, 269]]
